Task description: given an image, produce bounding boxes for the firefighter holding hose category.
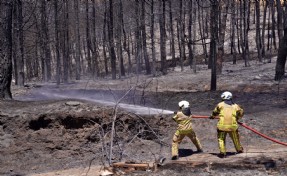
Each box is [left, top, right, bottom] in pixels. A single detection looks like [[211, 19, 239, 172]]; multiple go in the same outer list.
[[209, 91, 244, 158], [171, 100, 203, 160]]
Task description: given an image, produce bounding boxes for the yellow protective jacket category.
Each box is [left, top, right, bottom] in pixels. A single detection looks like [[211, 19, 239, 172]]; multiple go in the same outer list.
[[173, 111, 193, 135], [211, 101, 244, 132]]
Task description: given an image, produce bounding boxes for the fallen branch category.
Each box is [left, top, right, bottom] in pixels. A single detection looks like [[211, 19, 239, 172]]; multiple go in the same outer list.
[[112, 162, 150, 168]]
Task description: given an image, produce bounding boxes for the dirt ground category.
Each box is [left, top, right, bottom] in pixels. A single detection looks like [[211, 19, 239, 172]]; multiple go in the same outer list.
[[1, 59, 287, 176]]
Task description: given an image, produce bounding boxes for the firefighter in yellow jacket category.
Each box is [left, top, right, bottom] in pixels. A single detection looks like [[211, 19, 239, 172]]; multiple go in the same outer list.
[[171, 100, 203, 160], [210, 91, 244, 158]]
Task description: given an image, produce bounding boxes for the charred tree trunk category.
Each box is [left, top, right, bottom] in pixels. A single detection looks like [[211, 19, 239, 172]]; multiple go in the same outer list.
[[262, 0, 268, 59], [121, 0, 131, 75], [217, 0, 229, 75], [230, 0, 237, 64], [12, 0, 25, 86], [74, 0, 81, 80], [274, 1, 287, 81], [33, 11, 40, 79], [255, 0, 263, 62], [141, 1, 151, 75], [270, 0, 277, 50], [243, 0, 250, 67], [181, 1, 186, 61], [236, 1, 242, 56], [150, 0, 156, 76], [205, 9, 211, 66], [187, 1, 194, 69], [18, 0, 24, 84], [177, 0, 185, 71], [168, 0, 176, 68], [135, 0, 141, 74], [85, 0, 92, 75], [159, 0, 167, 75], [40, 0, 51, 82], [103, 1, 109, 75], [179, 0, 186, 67], [275, 29, 287, 81], [210, 0, 219, 91], [63, 0, 70, 83], [54, 0, 61, 85], [276, 0, 284, 40], [126, 33, 132, 73], [209, 0, 221, 69], [0, 1, 13, 99], [92, 0, 99, 78], [108, 0, 117, 79], [192, 2, 197, 73], [267, 3, 271, 51], [117, 0, 125, 78]]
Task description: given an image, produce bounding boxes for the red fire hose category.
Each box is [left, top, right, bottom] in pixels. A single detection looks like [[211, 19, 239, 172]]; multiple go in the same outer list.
[[192, 115, 287, 147]]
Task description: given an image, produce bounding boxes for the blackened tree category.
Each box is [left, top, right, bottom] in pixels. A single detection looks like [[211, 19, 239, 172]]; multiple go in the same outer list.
[[275, 0, 287, 81], [0, 1, 13, 99]]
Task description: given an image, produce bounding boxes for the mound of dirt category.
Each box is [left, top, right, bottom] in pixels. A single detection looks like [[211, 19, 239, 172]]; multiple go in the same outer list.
[[0, 99, 173, 175]]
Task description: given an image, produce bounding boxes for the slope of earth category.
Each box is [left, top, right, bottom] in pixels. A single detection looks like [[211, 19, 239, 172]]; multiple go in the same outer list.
[[1, 60, 287, 176]]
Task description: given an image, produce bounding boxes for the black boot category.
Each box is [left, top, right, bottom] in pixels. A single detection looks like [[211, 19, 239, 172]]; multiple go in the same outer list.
[[197, 149, 203, 153], [218, 153, 226, 158], [171, 155, 178, 160]]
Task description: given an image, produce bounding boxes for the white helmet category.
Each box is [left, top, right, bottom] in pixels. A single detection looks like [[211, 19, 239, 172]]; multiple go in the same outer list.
[[221, 91, 232, 100], [178, 100, 190, 108]]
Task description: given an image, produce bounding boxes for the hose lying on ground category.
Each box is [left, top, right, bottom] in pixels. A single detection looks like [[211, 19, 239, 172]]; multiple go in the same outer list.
[[192, 115, 287, 147]]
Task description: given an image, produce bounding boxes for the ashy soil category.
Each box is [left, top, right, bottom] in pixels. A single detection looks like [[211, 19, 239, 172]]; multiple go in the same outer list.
[[1, 60, 287, 176]]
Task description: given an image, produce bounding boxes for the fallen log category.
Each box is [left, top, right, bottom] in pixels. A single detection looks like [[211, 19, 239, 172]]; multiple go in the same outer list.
[[112, 162, 150, 169]]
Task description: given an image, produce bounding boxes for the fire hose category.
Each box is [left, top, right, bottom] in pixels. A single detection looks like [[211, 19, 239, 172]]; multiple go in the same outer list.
[[192, 115, 287, 147]]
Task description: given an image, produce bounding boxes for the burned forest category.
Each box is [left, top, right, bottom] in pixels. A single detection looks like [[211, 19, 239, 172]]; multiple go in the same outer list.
[[0, 0, 287, 176]]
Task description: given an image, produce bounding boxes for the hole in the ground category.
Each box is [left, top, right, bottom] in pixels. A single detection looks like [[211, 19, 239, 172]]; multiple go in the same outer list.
[[87, 130, 101, 142], [102, 124, 109, 131], [263, 160, 276, 170], [61, 115, 92, 129], [29, 115, 52, 131], [138, 130, 157, 140]]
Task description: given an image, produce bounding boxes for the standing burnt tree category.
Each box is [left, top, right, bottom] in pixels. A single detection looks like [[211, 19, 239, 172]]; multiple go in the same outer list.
[[0, 1, 13, 99], [54, 0, 61, 85], [275, 0, 287, 81], [150, 0, 156, 76], [168, 0, 176, 68], [141, 0, 151, 75], [255, 0, 263, 62], [216, 0, 229, 75], [159, 0, 167, 75], [12, 0, 25, 86], [40, 0, 52, 82], [85, 0, 92, 75], [210, 0, 219, 91], [108, 0, 117, 79], [74, 0, 81, 80], [134, 0, 141, 74]]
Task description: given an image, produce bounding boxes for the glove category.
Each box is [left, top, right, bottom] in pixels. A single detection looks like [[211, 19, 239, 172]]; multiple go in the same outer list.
[[237, 118, 243, 123]]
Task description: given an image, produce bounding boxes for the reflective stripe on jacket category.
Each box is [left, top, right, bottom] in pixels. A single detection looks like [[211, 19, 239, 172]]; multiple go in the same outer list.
[[173, 111, 193, 135], [212, 101, 244, 132]]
